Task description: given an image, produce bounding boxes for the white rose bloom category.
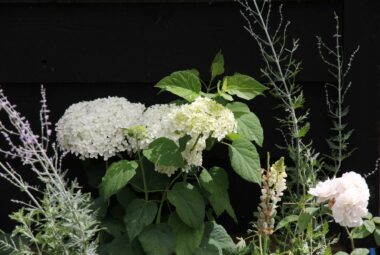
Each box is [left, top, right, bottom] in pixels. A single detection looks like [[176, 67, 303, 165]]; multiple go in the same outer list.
[[309, 171, 370, 227], [308, 178, 344, 203], [56, 97, 145, 159], [332, 189, 368, 227]]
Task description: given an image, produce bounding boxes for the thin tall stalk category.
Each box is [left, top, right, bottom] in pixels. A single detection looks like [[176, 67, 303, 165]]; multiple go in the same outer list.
[[317, 12, 360, 176]]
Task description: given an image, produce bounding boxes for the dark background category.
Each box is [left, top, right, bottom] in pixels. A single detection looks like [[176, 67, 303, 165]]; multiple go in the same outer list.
[[0, 0, 378, 238]]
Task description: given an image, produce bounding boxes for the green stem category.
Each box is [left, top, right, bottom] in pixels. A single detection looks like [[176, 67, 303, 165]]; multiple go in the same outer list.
[[259, 234, 263, 255], [190, 134, 202, 152], [156, 172, 182, 224], [345, 226, 355, 251], [263, 233, 269, 254], [136, 143, 149, 201]]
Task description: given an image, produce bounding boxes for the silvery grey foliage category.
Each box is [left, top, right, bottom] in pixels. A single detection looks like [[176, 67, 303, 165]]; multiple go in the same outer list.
[[0, 86, 100, 255], [317, 13, 360, 176]]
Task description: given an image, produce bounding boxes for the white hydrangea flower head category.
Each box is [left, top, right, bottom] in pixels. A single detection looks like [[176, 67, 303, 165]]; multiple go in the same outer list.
[[181, 136, 207, 170], [170, 97, 237, 141], [155, 165, 178, 177], [56, 97, 145, 159], [139, 104, 181, 146], [309, 171, 370, 227]]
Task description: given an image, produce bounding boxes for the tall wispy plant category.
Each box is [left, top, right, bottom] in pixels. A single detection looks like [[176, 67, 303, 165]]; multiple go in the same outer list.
[[0, 86, 100, 255], [317, 13, 360, 176], [236, 0, 320, 196]]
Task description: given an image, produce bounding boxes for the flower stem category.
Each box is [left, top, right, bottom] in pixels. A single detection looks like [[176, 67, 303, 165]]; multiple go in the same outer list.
[[136, 142, 148, 201], [345, 226, 355, 251], [156, 172, 182, 224]]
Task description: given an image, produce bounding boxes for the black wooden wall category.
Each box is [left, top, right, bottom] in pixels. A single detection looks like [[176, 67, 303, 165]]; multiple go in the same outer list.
[[0, 0, 378, 235]]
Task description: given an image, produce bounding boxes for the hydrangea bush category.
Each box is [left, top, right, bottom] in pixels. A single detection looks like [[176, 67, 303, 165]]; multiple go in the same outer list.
[[54, 52, 267, 255]]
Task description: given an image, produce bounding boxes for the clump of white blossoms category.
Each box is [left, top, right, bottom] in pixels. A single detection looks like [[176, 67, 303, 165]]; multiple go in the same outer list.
[[137, 103, 181, 148], [56, 97, 145, 159], [170, 97, 237, 141], [257, 157, 287, 235], [169, 97, 237, 171], [309, 171, 370, 227]]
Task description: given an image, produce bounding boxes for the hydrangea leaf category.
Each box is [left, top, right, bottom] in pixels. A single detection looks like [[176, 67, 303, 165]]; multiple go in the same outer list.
[[196, 222, 236, 255], [103, 217, 125, 237], [99, 160, 138, 200], [116, 186, 137, 209], [138, 223, 176, 255], [124, 198, 158, 240], [227, 138, 261, 184], [196, 244, 221, 255], [155, 70, 201, 102], [225, 102, 250, 116], [106, 234, 143, 255], [211, 51, 224, 80], [168, 213, 204, 255], [223, 73, 267, 100], [167, 182, 205, 229], [199, 167, 237, 222], [143, 137, 184, 168], [130, 158, 170, 192], [226, 102, 264, 146]]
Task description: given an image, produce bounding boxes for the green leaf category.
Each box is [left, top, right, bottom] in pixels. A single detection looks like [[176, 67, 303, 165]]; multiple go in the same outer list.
[[199, 167, 237, 222], [116, 187, 137, 209], [124, 199, 158, 240], [227, 138, 261, 184], [237, 112, 263, 146], [373, 217, 380, 224], [225, 102, 250, 116], [298, 123, 310, 138], [196, 244, 221, 255], [196, 222, 236, 254], [350, 248, 369, 255], [298, 213, 312, 233], [211, 51, 225, 79], [138, 223, 176, 255], [168, 213, 204, 255], [103, 217, 125, 237], [223, 73, 267, 100], [155, 70, 201, 102], [130, 158, 170, 192], [275, 215, 299, 231], [352, 225, 371, 239], [91, 197, 107, 220], [304, 207, 319, 215], [220, 92, 234, 101], [143, 137, 184, 168], [335, 252, 349, 255], [99, 160, 138, 200], [167, 182, 205, 229], [374, 228, 380, 246], [226, 102, 263, 145], [364, 220, 376, 233], [106, 234, 143, 255]]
